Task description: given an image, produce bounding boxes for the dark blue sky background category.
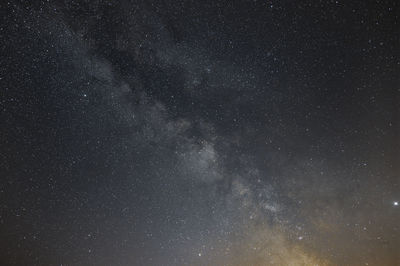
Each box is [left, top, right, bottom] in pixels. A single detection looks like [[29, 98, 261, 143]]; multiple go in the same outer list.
[[1, 1, 399, 265]]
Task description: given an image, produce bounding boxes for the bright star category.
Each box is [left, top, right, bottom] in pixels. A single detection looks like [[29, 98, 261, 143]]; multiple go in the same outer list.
[[394, 201, 398, 206]]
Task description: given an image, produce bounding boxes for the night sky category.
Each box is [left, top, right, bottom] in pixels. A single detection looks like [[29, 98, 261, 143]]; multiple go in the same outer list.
[[1, 0, 399, 265]]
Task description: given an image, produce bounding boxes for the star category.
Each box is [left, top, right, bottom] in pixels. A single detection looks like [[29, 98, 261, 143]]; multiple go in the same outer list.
[[394, 201, 398, 206]]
